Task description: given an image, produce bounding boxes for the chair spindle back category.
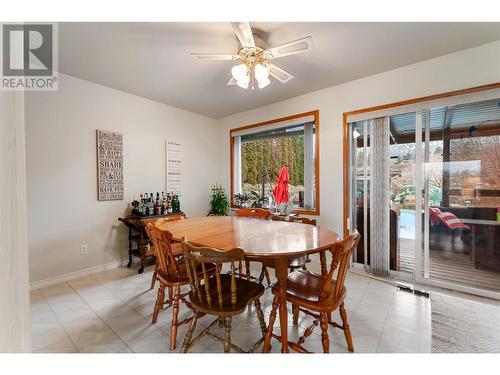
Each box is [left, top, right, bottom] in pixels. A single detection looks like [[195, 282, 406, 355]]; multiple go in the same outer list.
[[145, 223, 182, 279], [319, 231, 361, 302], [182, 237, 244, 309], [235, 208, 271, 219], [289, 216, 317, 226], [272, 216, 317, 225]]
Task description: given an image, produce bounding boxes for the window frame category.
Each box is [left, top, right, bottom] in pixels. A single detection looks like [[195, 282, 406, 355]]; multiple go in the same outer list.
[[230, 109, 320, 215]]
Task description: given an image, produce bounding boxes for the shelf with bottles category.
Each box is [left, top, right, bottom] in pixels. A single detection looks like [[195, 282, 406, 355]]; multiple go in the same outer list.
[[130, 191, 182, 217]]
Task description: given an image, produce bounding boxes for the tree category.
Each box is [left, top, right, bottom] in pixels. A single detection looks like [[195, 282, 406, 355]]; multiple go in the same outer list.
[[241, 135, 305, 187]]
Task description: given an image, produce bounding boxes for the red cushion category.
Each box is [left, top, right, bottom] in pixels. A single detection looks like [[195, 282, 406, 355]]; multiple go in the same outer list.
[[437, 211, 470, 229]]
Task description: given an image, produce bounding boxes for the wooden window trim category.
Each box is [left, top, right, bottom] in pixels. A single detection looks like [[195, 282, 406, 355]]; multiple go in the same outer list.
[[230, 109, 320, 216], [342, 82, 500, 237]]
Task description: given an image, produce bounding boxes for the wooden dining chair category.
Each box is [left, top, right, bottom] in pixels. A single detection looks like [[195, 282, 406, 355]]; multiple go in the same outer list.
[[150, 216, 185, 290], [263, 230, 361, 353], [235, 208, 272, 285], [235, 207, 271, 219], [289, 216, 317, 226], [145, 223, 215, 350], [180, 238, 267, 353], [270, 215, 317, 272]]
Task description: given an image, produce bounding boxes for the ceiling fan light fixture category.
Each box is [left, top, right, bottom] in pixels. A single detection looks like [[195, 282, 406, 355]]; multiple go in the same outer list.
[[236, 75, 250, 89], [193, 23, 310, 91], [257, 76, 270, 89], [254, 63, 269, 80], [231, 63, 248, 81], [254, 63, 270, 89]]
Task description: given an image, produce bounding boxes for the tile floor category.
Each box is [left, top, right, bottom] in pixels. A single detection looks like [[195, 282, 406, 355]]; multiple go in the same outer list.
[[30, 258, 478, 353]]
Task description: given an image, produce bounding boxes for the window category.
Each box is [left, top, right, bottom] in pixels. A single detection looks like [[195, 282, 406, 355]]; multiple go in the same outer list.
[[230, 110, 319, 214]]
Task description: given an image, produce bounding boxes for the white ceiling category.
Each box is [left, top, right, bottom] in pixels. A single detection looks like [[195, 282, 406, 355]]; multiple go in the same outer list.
[[59, 23, 500, 118]]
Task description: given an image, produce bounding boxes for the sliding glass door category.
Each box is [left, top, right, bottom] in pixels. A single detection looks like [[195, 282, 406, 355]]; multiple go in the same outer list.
[[419, 99, 500, 294], [348, 94, 500, 298]]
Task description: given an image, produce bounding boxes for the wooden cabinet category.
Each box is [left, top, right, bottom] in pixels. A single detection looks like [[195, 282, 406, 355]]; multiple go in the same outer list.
[[118, 213, 185, 273]]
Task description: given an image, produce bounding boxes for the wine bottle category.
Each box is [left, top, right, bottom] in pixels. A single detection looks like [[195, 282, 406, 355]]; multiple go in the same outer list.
[[172, 194, 180, 213]]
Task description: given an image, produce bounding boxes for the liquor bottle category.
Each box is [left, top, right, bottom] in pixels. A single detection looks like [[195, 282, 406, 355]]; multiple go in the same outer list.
[[148, 193, 154, 216], [154, 192, 161, 215], [138, 193, 146, 216], [167, 193, 173, 214], [161, 192, 166, 214], [137, 194, 143, 216], [172, 194, 180, 213]]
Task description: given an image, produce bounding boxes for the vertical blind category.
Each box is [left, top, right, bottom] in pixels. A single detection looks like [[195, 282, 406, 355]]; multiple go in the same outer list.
[[369, 117, 390, 276]]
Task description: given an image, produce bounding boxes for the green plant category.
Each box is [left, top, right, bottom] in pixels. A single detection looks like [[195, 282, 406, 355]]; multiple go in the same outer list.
[[250, 190, 269, 208], [234, 193, 251, 205], [209, 184, 229, 216]]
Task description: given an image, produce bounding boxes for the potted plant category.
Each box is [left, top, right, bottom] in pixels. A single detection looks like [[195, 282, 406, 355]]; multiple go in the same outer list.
[[234, 192, 251, 208], [208, 184, 229, 216], [250, 190, 270, 208]]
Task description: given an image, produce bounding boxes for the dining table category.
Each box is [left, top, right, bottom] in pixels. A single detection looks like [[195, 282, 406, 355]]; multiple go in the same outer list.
[[156, 215, 340, 353]]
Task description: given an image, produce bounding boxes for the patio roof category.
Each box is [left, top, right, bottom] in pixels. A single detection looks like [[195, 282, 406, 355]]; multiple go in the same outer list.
[[352, 98, 500, 145]]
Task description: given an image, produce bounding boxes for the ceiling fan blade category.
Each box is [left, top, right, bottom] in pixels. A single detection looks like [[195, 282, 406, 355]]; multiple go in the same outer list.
[[263, 36, 313, 59], [267, 63, 294, 84], [227, 77, 237, 85], [191, 53, 240, 61], [231, 22, 256, 49]]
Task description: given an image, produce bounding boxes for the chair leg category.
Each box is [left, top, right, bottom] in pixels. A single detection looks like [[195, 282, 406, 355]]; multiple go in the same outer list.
[[167, 286, 173, 305], [339, 302, 354, 352], [258, 266, 265, 284], [245, 260, 251, 280], [292, 304, 299, 325], [180, 312, 198, 353], [320, 312, 329, 353], [170, 286, 181, 350], [224, 316, 232, 353], [263, 295, 279, 353], [254, 300, 267, 337], [152, 284, 165, 324], [150, 261, 159, 290], [264, 267, 271, 286]]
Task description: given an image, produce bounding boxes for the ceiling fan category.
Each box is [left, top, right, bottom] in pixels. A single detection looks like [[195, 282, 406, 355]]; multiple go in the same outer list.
[[191, 22, 314, 90]]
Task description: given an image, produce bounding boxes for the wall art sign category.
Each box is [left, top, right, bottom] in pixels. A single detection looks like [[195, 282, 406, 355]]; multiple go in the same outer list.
[[96, 129, 124, 201], [166, 141, 182, 196]]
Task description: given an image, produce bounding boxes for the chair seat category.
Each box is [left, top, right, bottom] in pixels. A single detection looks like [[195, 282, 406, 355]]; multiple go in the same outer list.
[[189, 274, 265, 316], [272, 269, 345, 312]]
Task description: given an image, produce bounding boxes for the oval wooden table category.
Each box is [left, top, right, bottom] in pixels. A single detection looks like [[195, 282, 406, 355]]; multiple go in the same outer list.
[[157, 216, 340, 353]]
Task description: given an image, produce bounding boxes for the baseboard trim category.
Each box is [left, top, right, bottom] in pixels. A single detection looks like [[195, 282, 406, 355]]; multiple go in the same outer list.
[[30, 260, 123, 290]]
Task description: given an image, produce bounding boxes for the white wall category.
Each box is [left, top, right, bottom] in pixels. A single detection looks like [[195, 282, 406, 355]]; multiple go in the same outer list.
[[0, 91, 31, 352], [25, 74, 221, 283], [218, 41, 500, 235]]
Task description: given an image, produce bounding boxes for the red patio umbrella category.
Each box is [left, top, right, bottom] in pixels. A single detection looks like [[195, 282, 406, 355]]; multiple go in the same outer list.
[[273, 166, 289, 205]]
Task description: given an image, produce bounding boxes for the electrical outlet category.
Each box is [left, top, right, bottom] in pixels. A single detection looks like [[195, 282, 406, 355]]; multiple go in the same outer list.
[[80, 244, 88, 255]]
